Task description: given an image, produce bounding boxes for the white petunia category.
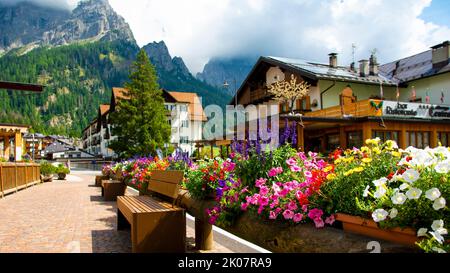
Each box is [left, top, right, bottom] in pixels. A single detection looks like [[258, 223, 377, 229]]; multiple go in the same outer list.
[[432, 247, 447, 253], [373, 178, 388, 187], [402, 169, 420, 183], [372, 209, 389, 222], [434, 161, 450, 174], [429, 231, 445, 244], [406, 188, 422, 200], [433, 197, 446, 211], [399, 183, 410, 191], [389, 208, 398, 219], [425, 188, 441, 201], [391, 192, 407, 205], [417, 228, 428, 237], [374, 187, 387, 199], [363, 185, 370, 198], [431, 220, 444, 231]]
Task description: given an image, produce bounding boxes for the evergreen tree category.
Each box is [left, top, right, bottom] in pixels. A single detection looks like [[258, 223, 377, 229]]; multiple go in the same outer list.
[[109, 50, 171, 159]]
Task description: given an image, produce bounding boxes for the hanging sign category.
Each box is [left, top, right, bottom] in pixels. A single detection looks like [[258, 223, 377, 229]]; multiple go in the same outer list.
[[382, 101, 450, 120]]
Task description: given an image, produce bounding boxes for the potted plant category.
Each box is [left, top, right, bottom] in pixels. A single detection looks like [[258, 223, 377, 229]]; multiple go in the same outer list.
[[56, 164, 70, 180], [40, 161, 56, 182]]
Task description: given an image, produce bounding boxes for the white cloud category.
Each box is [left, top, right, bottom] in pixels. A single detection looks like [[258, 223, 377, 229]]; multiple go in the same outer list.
[[107, 0, 449, 73]]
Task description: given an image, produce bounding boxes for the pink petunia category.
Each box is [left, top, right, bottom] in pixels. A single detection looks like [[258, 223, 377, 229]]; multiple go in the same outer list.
[[302, 205, 308, 212], [268, 168, 278, 177], [314, 218, 325, 228], [304, 171, 313, 178], [259, 186, 269, 196], [286, 158, 297, 166], [241, 202, 249, 211], [283, 210, 294, 220], [257, 206, 264, 215], [293, 213, 304, 223], [290, 165, 302, 172], [259, 196, 269, 207], [308, 208, 324, 220], [255, 178, 267, 188], [287, 201, 298, 211], [325, 215, 336, 225], [269, 211, 278, 220]]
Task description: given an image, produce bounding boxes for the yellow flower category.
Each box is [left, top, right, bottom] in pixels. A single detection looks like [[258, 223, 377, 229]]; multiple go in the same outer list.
[[324, 166, 333, 173], [361, 146, 370, 153], [391, 151, 401, 157], [334, 158, 342, 164], [372, 147, 381, 155], [353, 167, 364, 173], [362, 158, 372, 164], [343, 157, 354, 163], [326, 173, 337, 181], [344, 170, 354, 177]]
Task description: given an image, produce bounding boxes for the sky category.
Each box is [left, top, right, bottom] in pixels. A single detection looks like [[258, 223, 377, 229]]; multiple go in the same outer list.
[[1, 0, 450, 74]]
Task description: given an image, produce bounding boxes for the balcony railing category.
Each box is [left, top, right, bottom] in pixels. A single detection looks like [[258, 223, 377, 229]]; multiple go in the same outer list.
[[305, 99, 381, 118]]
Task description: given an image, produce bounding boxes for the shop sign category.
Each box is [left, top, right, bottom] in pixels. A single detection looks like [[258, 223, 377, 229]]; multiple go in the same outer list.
[[382, 101, 450, 120]]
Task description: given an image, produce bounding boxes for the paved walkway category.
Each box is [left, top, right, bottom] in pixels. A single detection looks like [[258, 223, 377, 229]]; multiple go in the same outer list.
[[0, 171, 233, 253]]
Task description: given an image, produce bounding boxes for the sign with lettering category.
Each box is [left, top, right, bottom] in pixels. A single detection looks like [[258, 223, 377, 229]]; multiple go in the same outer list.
[[382, 101, 450, 120]]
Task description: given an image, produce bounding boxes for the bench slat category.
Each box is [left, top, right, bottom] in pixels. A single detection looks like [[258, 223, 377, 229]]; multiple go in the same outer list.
[[147, 170, 183, 199]]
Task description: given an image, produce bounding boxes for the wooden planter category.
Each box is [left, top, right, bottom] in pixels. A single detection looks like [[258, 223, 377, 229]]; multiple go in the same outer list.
[[57, 173, 67, 180], [41, 175, 53, 183], [336, 213, 418, 246], [95, 175, 109, 187]]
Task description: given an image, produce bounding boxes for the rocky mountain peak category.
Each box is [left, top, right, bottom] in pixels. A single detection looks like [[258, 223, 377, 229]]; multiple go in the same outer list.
[[143, 41, 191, 78], [0, 0, 135, 54]]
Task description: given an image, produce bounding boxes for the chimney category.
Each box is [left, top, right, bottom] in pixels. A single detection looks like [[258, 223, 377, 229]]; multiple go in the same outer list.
[[369, 54, 379, 76], [431, 41, 450, 69], [359, 60, 369, 77], [350, 62, 356, 72], [329, 53, 338, 68]]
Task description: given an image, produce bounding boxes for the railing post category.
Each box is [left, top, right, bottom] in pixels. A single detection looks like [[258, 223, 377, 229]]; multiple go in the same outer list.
[[0, 164, 3, 198], [15, 164, 18, 193]]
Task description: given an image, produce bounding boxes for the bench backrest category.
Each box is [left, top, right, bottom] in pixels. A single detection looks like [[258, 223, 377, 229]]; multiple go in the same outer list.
[[147, 170, 184, 200]]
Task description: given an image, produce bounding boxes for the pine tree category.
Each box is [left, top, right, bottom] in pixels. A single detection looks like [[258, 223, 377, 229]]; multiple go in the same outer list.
[[109, 50, 171, 159]]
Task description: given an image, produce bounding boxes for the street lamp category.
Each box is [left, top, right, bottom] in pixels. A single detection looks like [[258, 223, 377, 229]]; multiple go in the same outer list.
[[223, 79, 238, 106]]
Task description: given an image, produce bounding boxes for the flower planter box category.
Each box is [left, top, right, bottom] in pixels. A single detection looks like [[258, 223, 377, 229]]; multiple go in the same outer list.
[[336, 213, 418, 246], [57, 173, 67, 180], [41, 175, 53, 183], [95, 175, 109, 187]]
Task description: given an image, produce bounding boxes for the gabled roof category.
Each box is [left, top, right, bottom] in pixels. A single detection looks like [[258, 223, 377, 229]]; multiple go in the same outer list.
[[265, 56, 396, 85], [379, 47, 450, 83], [112, 87, 129, 101], [99, 104, 110, 116], [167, 91, 207, 121]]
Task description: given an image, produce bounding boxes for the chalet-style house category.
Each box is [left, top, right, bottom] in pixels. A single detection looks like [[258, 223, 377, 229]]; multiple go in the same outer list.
[[83, 88, 206, 158], [233, 41, 450, 153]]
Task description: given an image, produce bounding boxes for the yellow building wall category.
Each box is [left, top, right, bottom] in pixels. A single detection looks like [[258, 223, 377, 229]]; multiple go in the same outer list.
[[401, 72, 450, 105]]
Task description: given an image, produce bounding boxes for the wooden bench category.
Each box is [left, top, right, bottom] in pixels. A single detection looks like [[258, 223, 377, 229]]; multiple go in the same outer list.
[[95, 175, 109, 187], [117, 170, 186, 253], [102, 180, 126, 201]]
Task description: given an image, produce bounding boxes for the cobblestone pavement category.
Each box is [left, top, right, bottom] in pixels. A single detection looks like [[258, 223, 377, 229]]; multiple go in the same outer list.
[[0, 171, 233, 253]]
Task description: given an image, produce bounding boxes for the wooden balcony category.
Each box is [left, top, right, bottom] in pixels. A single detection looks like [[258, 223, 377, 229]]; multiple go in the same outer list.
[[305, 99, 382, 118]]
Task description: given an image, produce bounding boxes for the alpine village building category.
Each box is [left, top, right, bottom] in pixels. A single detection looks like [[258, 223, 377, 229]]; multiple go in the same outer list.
[[82, 87, 206, 159], [233, 41, 450, 154]]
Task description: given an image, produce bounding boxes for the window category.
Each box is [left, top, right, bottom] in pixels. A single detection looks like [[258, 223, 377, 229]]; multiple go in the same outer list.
[[181, 120, 189, 128], [180, 136, 189, 144], [327, 134, 340, 152], [438, 132, 450, 147], [372, 131, 400, 143], [180, 105, 188, 112], [406, 131, 430, 149], [347, 131, 363, 149], [168, 119, 172, 126]]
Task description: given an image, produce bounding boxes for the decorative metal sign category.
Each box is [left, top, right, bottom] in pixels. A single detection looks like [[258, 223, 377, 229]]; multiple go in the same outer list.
[[382, 101, 450, 120]]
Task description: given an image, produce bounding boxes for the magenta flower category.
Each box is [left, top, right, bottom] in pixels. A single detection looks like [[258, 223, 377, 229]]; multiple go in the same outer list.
[[325, 215, 336, 225], [293, 213, 304, 223], [286, 158, 297, 166], [255, 178, 267, 188], [290, 165, 302, 172], [304, 171, 313, 178], [259, 186, 269, 196], [302, 205, 308, 212], [241, 202, 249, 211], [268, 168, 278, 177], [287, 201, 298, 211], [283, 210, 294, 220], [259, 196, 269, 207], [257, 206, 264, 215], [308, 208, 324, 220], [269, 211, 278, 220], [314, 218, 325, 228]]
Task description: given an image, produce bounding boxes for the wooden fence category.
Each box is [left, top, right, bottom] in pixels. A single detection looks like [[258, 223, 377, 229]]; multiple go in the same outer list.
[[0, 163, 41, 197]]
